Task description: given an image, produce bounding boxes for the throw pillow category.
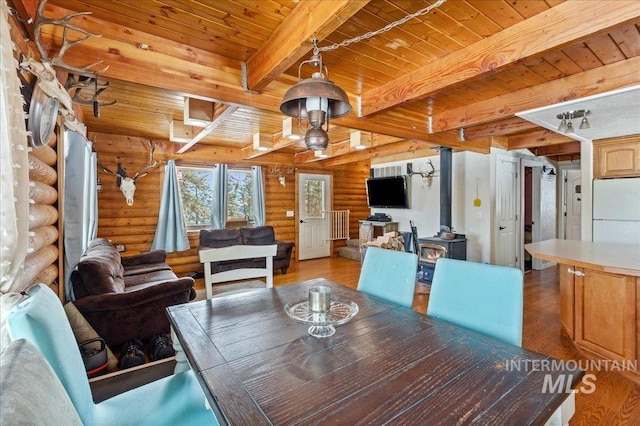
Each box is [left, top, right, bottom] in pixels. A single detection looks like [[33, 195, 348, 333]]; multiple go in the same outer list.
[[0, 339, 83, 425]]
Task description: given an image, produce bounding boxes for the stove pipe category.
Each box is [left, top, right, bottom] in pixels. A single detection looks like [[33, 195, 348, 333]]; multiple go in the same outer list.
[[440, 147, 452, 232]]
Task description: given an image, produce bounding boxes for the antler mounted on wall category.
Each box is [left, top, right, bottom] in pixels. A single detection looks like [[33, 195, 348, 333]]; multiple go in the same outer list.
[[269, 165, 296, 187], [20, 0, 114, 129], [408, 159, 438, 187], [64, 74, 117, 118], [97, 140, 158, 206]]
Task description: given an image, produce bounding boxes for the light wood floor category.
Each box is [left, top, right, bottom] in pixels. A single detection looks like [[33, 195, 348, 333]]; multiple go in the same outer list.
[[249, 256, 640, 425]]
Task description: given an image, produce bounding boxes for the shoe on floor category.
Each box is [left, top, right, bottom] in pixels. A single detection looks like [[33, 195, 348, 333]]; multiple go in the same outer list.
[[149, 333, 175, 361], [118, 339, 145, 369]]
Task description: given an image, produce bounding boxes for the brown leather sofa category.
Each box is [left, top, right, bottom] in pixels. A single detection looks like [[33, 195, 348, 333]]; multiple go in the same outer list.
[[199, 226, 294, 274], [70, 238, 196, 347]]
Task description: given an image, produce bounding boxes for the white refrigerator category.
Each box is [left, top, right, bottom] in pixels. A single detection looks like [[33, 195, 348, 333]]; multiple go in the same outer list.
[[592, 178, 640, 244]]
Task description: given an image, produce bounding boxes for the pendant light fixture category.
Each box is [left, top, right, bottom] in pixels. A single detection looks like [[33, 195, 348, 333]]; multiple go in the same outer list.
[[279, 1, 447, 151], [556, 110, 590, 133], [280, 40, 351, 151]]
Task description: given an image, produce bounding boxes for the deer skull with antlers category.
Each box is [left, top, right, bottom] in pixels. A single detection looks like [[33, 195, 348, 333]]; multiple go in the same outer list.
[[97, 141, 158, 206], [269, 165, 296, 187], [408, 159, 437, 187]]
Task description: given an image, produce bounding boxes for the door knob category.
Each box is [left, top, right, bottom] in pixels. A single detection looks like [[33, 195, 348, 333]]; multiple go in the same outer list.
[[499, 226, 505, 230], [300, 220, 305, 223]]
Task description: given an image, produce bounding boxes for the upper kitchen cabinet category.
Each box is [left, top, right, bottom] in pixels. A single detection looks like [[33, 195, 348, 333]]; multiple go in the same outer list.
[[593, 136, 640, 179]]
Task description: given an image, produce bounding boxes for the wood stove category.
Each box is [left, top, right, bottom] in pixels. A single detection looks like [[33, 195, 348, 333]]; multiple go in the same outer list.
[[417, 235, 467, 283], [416, 147, 467, 283]]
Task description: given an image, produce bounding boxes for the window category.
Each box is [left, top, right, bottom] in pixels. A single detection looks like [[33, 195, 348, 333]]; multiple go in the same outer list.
[[176, 166, 254, 230]]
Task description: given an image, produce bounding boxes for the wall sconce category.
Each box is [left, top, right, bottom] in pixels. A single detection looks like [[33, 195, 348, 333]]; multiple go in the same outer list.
[[542, 166, 556, 176], [282, 117, 303, 141], [253, 132, 273, 151], [350, 131, 371, 150], [557, 110, 590, 133], [269, 165, 295, 187], [280, 40, 351, 151]]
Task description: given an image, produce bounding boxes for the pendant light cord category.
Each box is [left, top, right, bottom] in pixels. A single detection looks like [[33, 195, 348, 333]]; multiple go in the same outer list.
[[314, 0, 448, 54]]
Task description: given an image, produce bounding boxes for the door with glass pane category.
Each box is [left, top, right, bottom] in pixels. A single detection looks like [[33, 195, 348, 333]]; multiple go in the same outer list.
[[298, 173, 331, 260]]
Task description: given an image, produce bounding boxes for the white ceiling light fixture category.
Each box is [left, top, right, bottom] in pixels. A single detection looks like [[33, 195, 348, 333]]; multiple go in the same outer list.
[[253, 132, 273, 151], [169, 120, 193, 143], [350, 131, 371, 150], [282, 117, 303, 141], [313, 145, 333, 159], [184, 97, 214, 127]]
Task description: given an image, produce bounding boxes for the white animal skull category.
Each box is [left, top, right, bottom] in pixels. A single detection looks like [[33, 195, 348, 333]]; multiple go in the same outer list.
[[97, 141, 157, 206], [119, 177, 137, 206]]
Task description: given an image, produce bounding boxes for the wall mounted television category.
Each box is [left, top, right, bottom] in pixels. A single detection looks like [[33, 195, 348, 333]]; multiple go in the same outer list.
[[365, 175, 410, 209]]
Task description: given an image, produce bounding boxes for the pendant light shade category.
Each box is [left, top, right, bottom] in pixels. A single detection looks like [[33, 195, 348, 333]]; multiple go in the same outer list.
[[280, 47, 351, 151], [280, 73, 351, 121]]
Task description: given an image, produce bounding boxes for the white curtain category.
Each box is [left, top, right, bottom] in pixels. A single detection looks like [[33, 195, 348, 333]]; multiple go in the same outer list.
[[211, 164, 227, 229], [151, 160, 189, 252], [0, 0, 30, 294], [251, 166, 266, 226], [63, 130, 98, 301]]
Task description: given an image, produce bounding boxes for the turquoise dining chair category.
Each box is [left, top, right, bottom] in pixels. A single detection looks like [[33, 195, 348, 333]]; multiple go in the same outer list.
[[427, 258, 524, 346], [357, 246, 418, 308], [7, 284, 219, 426]]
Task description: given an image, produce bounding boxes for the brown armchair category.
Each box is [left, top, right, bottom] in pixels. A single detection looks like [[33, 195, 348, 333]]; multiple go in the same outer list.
[[70, 239, 195, 347]]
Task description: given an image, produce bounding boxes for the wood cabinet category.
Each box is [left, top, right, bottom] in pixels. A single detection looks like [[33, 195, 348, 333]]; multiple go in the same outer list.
[[572, 267, 637, 364], [558, 264, 575, 339], [525, 240, 640, 382], [593, 136, 640, 178]]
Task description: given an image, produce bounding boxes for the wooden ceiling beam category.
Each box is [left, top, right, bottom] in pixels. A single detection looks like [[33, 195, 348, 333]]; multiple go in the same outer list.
[[245, 0, 368, 91], [508, 130, 575, 150], [36, 4, 467, 150], [360, 1, 640, 116], [431, 55, 640, 133], [462, 118, 539, 140], [176, 105, 238, 154], [531, 142, 582, 157]]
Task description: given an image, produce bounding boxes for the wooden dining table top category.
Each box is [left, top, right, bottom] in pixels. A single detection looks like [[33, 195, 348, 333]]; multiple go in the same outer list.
[[166, 278, 582, 425]]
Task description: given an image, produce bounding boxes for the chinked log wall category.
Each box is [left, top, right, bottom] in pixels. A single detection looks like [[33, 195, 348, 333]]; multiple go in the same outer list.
[[25, 132, 60, 293], [91, 133, 370, 278]]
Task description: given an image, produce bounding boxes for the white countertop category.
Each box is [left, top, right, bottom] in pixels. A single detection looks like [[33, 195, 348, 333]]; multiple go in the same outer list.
[[525, 239, 640, 277]]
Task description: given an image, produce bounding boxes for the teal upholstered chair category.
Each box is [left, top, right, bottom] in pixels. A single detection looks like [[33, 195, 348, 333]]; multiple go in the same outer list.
[[7, 284, 219, 426], [357, 246, 418, 308], [427, 258, 524, 346]]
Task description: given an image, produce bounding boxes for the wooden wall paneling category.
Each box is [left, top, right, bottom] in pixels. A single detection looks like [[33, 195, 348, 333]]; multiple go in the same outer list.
[[28, 154, 57, 185], [92, 133, 371, 278], [24, 244, 59, 287], [30, 143, 57, 166]]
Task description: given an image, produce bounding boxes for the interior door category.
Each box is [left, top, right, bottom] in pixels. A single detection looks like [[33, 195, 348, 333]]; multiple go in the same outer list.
[[495, 155, 520, 268], [297, 173, 331, 260], [564, 169, 582, 240]]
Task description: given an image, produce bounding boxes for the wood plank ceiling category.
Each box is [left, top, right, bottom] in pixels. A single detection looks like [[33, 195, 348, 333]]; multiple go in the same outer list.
[[11, 0, 640, 165]]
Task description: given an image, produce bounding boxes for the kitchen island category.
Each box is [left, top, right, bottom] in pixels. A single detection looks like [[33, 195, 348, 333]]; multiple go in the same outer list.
[[525, 239, 639, 383]]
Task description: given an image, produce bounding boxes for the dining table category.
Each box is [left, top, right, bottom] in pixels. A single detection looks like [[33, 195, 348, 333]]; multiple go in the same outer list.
[[166, 278, 583, 425]]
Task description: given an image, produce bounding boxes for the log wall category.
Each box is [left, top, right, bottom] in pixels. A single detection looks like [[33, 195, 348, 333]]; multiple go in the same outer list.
[[25, 133, 60, 293], [90, 133, 370, 278]]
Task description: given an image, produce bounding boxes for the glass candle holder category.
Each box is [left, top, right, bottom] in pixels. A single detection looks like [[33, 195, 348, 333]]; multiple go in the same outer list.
[[308, 286, 331, 312]]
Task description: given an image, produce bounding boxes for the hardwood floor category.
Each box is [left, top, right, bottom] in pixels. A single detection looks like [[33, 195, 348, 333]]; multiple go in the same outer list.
[[260, 256, 640, 425]]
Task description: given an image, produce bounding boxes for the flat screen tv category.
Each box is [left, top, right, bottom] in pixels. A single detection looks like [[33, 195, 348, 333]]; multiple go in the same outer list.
[[365, 175, 409, 209]]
